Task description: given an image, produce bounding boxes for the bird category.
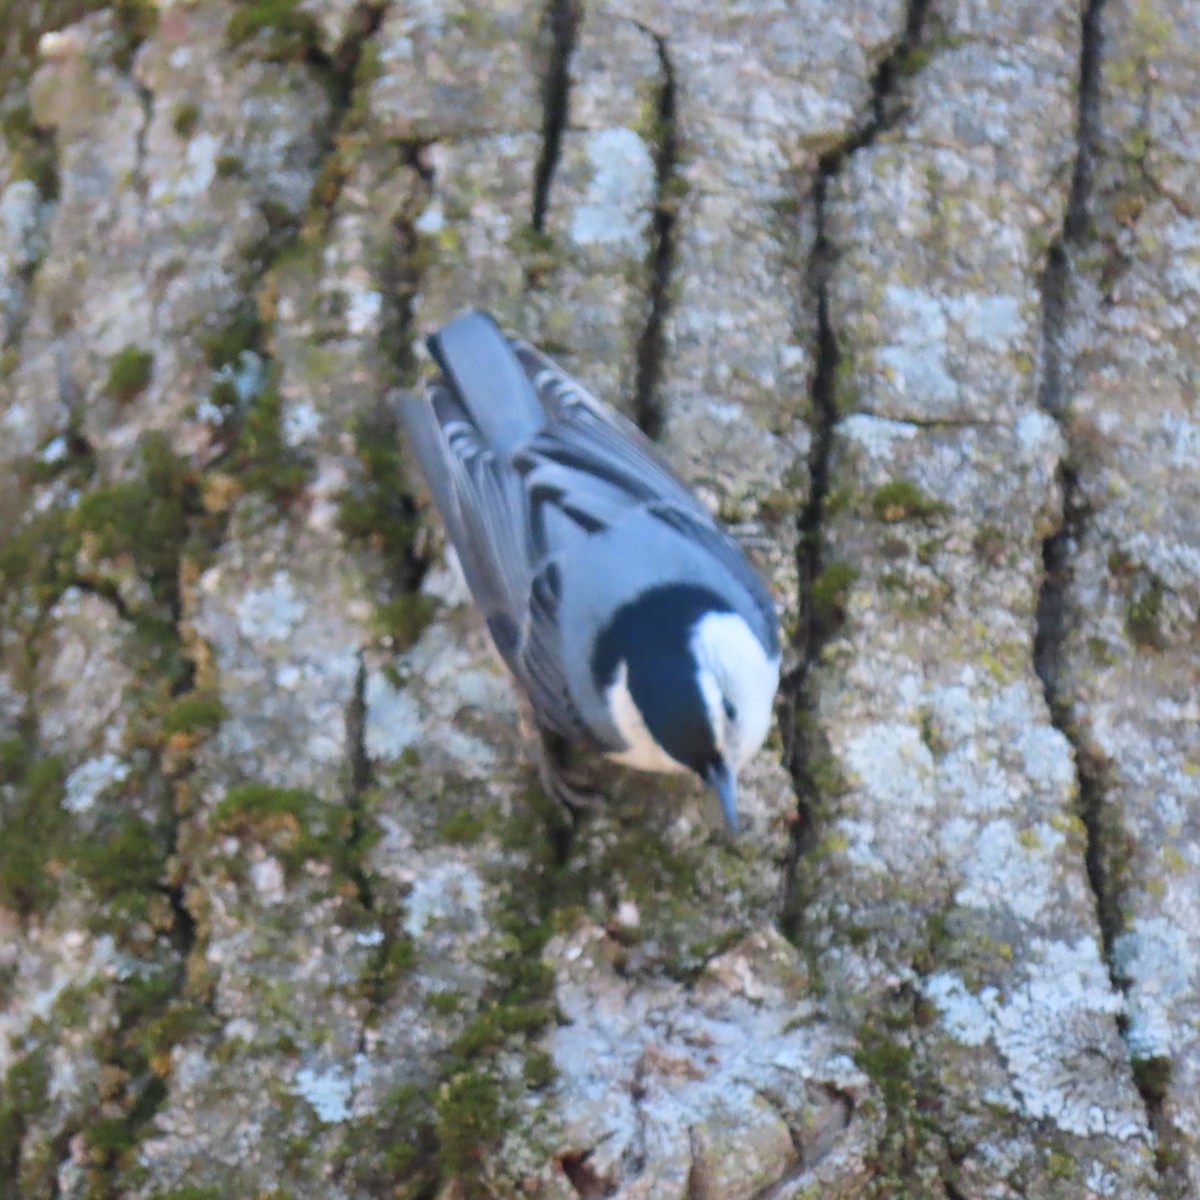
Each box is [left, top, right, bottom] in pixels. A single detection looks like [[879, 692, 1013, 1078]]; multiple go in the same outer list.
[[397, 309, 780, 831]]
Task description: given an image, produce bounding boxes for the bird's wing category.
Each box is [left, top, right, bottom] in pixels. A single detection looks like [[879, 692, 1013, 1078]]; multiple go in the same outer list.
[[513, 341, 780, 655], [404, 325, 778, 743], [514, 341, 705, 514], [399, 381, 532, 652], [400, 378, 593, 740]]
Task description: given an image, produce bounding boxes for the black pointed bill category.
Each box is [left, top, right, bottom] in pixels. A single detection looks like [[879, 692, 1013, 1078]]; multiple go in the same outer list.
[[704, 758, 738, 833]]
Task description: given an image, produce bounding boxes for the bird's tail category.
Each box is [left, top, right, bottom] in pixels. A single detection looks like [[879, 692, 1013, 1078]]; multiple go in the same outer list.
[[426, 309, 545, 456]]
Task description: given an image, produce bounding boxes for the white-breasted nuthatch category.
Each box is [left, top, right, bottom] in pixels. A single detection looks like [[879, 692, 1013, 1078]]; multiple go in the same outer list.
[[398, 310, 780, 830]]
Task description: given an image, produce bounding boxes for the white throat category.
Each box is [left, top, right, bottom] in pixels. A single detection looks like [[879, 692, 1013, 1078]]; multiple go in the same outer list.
[[690, 612, 779, 768]]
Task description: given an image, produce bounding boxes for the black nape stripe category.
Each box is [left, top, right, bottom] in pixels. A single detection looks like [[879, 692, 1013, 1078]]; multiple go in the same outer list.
[[591, 583, 731, 689], [590, 583, 734, 775]]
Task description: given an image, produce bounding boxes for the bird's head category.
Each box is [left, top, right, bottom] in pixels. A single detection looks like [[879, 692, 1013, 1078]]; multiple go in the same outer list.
[[594, 585, 780, 831]]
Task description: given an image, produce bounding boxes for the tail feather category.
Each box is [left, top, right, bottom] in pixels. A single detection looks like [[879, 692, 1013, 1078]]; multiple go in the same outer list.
[[426, 309, 545, 455], [394, 387, 469, 551]]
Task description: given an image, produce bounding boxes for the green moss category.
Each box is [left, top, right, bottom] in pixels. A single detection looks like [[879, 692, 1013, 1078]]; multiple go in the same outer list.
[[338, 410, 423, 578], [355, 923, 418, 1007], [453, 1004, 552, 1060], [147, 1188, 224, 1200], [227, 381, 312, 507], [112, 0, 158, 63], [918, 713, 947, 759], [510, 224, 557, 259], [810, 560, 858, 625], [375, 1083, 436, 1183], [854, 1025, 914, 1115], [170, 101, 200, 139], [213, 783, 352, 878], [426, 989, 463, 1016], [345, 40, 382, 128], [72, 432, 200, 611], [871, 479, 947, 523], [202, 302, 265, 370], [438, 805, 488, 846], [214, 782, 316, 825], [1046, 1150, 1075, 1180], [132, 996, 213, 1063], [72, 815, 167, 923], [522, 1047, 555, 1090], [434, 1068, 504, 1181], [0, 505, 78, 620], [338, 408, 429, 641], [227, 0, 321, 61], [1086, 635, 1118, 666], [1126, 576, 1166, 649], [0, 1050, 51, 1183], [85, 1115, 140, 1157], [969, 524, 1005, 563], [374, 595, 435, 651], [105, 345, 155, 403], [893, 44, 934, 77], [343, 787, 572, 1195], [70, 965, 187, 1192], [0, 745, 70, 916], [160, 692, 225, 738], [0, 97, 57, 196]]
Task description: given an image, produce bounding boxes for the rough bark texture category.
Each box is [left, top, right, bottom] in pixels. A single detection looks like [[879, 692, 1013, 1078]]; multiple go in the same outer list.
[[0, 2, 1195, 1198]]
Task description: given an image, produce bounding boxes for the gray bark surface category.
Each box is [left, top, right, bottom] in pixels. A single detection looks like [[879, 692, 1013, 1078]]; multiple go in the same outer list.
[[0, 2, 1195, 1198]]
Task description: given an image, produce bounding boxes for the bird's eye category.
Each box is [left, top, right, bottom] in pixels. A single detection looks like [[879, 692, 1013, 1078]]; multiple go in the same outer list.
[[722, 697, 737, 723]]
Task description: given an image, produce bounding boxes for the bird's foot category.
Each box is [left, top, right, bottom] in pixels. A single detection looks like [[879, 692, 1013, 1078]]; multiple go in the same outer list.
[[534, 729, 605, 827]]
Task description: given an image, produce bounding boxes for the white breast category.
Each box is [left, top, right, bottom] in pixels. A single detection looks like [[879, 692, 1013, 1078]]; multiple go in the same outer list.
[[603, 661, 690, 774]]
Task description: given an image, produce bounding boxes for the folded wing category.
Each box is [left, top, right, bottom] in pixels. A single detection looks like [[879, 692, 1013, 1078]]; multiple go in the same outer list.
[[398, 311, 778, 742]]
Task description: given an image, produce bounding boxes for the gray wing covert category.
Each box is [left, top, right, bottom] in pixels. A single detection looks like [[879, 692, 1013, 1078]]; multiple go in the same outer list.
[[513, 341, 708, 515], [399, 380, 591, 740], [512, 341, 779, 654], [403, 324, 778, 750]]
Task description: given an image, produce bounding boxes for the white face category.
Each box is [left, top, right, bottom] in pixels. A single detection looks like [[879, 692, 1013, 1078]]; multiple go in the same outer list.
[[689, 612, 780, 770]]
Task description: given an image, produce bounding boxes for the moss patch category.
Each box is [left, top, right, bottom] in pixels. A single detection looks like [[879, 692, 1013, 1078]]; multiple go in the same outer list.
[[1125, 574, 1166, 650], [0, 1049, 51, 1194], [338, 409, 424, 585], [170, 101, 200, 139], [0, 504, 80, 621], [72, 813, 169, 927], [340, 792, 568, 1197], [0, 741, 70, 917], [213, 783, 357, 882], [871, 479, 948, 523], [810, 560, 858, 627], [105, 346, 155, 403], [73, 431, 201, 612], [227, 0, 322, 61], [202, 301, 264, 371], [338, 408, 430, 645], [160, 692, 225, 739]]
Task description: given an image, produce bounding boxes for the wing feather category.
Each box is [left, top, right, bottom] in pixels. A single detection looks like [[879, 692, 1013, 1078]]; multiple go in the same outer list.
[[514, 341, 704, 515], [403, 317, 776, 743]]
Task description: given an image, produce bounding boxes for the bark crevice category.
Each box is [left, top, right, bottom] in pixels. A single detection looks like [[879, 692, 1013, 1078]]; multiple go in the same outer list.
[[779, 0, 932, 942], [531, 0, 580, 233], [631, 26, 679, 440], [1030, 0, 1181, 1188]]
